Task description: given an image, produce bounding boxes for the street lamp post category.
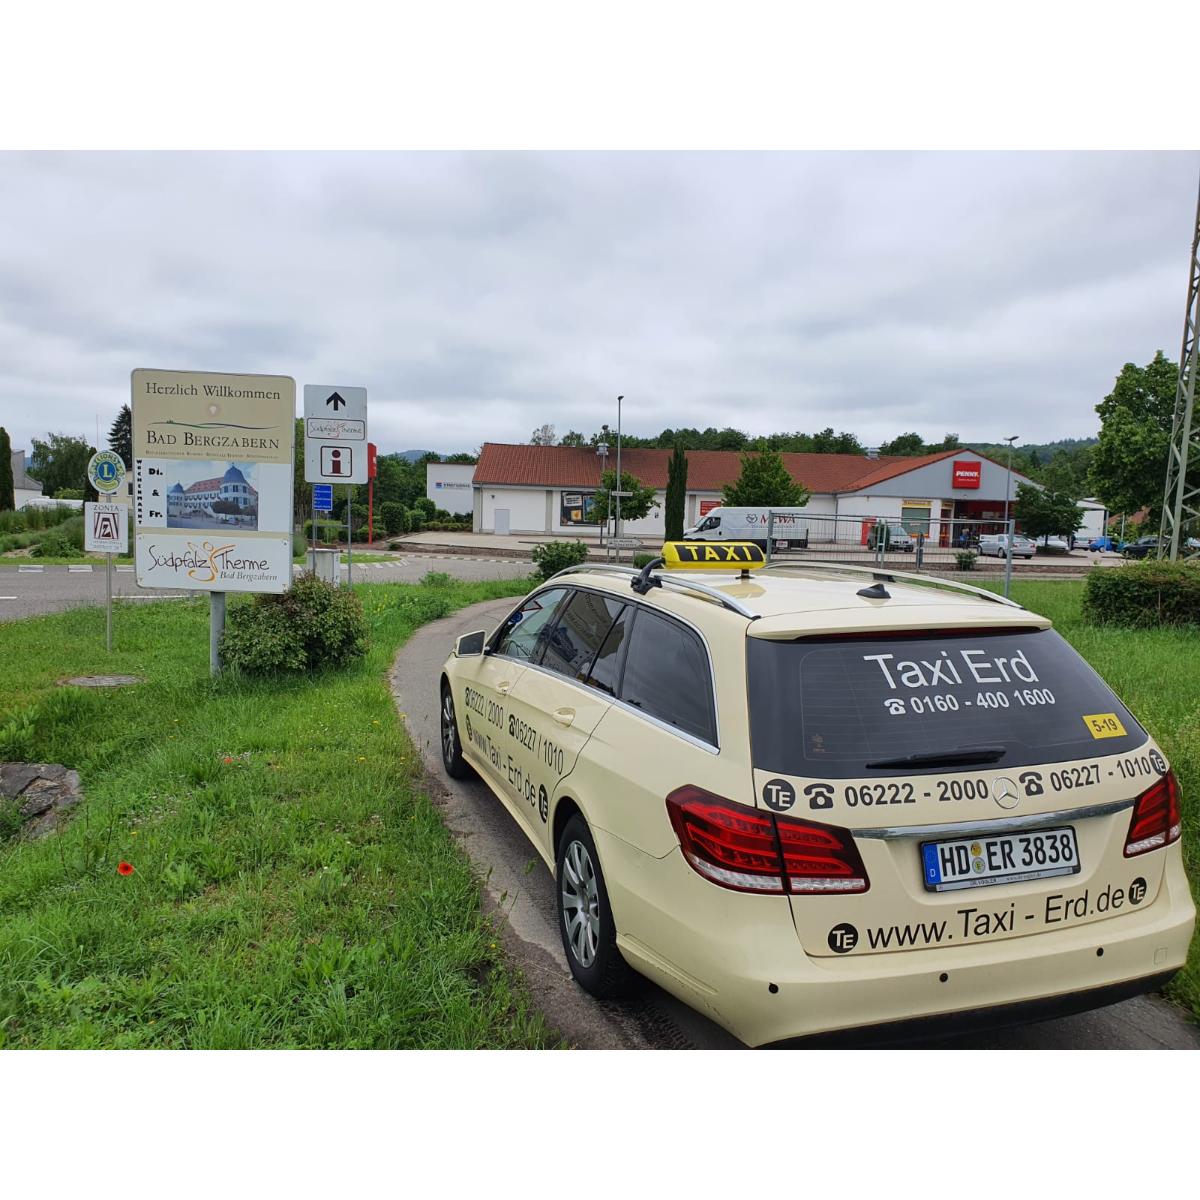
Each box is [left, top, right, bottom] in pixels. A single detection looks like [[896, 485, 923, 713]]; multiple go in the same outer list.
[[615, 395, 623, 546], [1002, 435, 1018, 534]]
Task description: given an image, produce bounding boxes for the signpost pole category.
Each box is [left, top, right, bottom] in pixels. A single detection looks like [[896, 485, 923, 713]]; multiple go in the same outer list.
[[346, 486, 353, 587], [368, 476, 374, 547], [210, 591, 225, 676], [105, 552, 113, 652]]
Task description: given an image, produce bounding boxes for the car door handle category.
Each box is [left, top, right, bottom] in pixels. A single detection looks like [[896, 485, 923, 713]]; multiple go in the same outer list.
[[497, 681, 512, 696], [552, 707, 575, 727]]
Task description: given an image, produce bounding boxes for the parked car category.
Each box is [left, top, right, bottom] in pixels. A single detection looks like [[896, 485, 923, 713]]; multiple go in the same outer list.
[[1087, 536, 1116, 552], [1123, 536, 1162, 560], [438, 540, 1194, 1045], [978, 533, 1035, 559], [1039, 536, 1071, 554], [866, 524, 914, 552]]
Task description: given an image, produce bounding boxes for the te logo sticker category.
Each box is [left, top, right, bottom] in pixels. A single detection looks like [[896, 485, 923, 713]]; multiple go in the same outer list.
[[763, 779, 796, 812], [1129, 877, 1147, 906], [828, 923, 859, 954]]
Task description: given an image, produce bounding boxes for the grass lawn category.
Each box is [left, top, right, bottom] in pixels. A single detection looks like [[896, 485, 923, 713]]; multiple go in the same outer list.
[[991, 579, 1200, 1018], [0, 574, 557, 1048]]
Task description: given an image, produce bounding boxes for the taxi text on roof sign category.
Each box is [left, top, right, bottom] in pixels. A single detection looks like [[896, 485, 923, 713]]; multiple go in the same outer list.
[[662, 541, 765, 568]]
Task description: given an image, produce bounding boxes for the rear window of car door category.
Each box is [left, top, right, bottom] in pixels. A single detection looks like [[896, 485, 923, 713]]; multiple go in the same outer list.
[[540, 590, 626, 681], [618, 610, 717, 745]]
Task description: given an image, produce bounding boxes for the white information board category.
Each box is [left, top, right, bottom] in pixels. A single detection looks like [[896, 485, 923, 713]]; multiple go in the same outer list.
[[304, 385, 368, 484]]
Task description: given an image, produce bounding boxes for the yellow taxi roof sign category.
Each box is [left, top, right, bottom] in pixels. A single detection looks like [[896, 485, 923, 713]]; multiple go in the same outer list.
[[662, 541, 765, 570]]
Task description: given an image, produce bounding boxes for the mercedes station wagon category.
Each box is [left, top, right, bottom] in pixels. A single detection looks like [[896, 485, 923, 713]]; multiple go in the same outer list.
[[439, 542, 1194, 1046]]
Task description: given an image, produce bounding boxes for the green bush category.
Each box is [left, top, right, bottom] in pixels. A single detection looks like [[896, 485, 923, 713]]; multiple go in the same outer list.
[[379, 501, 409, 536], [415, 498, 436, 520], [407, 509, 425, 533], [1082, 559, 1200, 628], [632, 552, 658, 569], [304, 519, 343, 542], [531, 539, 589, 581], [954, 550, 977, 572], [32, 531, 73, 558], [220, 572, 369, 675]]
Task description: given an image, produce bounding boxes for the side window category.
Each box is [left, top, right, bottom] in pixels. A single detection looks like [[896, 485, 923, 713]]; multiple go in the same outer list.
[[700, 515, 720, 531], [619, 612, 717, 744], [540, 591, 625, 682], [584, 604, 634, 695], [493, 588, 569, 661]]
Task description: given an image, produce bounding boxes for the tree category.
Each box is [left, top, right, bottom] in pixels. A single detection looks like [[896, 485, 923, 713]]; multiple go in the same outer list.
[[0, 426, 14, 511], [1089, 351, 1181, 519], [1014, 482, 1084, 544], [559, 430, 586, 447], [591, 470, 658, 525], [664, 443, 688, 541], [530, 423, 557, 446], [108, 404, 132, 467], [878, 432, 925, 456], [444, 451, 478, 464], [722, 449, 810, 507], [28, 433, 95, 499], [292, 418, 307, 529]]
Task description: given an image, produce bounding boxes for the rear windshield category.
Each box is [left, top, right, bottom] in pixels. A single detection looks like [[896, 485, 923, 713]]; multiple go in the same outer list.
[[747, 628, 1146, 778]]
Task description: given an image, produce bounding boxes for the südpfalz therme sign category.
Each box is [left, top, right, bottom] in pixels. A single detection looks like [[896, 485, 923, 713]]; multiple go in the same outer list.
[[131, 369, 296, 593], [951, 459, 982, 489]]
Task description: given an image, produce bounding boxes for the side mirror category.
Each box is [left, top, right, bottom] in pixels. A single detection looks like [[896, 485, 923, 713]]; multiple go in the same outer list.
[[454, 630, 487, 657]]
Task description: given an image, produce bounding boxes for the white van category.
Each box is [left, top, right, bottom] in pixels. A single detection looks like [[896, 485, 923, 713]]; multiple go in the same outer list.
[[683, 506, 809, 550]]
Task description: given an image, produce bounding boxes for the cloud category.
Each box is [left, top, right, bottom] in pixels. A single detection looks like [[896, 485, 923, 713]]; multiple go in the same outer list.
[[0, 151, 1194, 455]]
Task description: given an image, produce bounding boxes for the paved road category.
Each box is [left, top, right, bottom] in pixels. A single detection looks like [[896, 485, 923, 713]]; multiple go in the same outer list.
[[0, 553, 530, 622], [393, 599, 1200, 1050]]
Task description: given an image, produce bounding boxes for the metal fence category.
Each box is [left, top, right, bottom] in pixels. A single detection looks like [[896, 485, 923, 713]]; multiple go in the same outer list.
[[764, 512, 1019, 598]]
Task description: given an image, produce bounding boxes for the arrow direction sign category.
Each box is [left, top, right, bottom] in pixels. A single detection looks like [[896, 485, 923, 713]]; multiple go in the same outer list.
[[304, 385, 368, 484]]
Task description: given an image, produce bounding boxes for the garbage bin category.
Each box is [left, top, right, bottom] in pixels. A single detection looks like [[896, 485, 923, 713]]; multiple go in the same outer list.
[[306, 547, 341, 587]]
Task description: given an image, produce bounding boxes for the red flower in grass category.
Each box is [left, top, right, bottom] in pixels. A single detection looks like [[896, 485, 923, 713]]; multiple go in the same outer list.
[[117, 861, 135, 876]]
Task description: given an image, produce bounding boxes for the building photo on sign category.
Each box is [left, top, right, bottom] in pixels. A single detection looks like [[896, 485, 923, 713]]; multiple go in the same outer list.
[[153, 459, 262, 530], [132, 369, 295, 593]]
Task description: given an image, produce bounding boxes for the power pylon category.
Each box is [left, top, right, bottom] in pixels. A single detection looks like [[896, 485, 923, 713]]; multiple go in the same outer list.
[[1160, 172, 1200, 560]]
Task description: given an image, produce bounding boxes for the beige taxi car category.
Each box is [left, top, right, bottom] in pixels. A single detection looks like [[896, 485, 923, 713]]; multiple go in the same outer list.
[[439, 542, 1194, 1046]]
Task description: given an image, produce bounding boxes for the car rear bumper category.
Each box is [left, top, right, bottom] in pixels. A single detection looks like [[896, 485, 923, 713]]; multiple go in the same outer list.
[[596, 830, 1196, 1048]]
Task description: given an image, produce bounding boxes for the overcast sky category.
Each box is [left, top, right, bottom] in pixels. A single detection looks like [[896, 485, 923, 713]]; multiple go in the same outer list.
[[2, 151, 1196, 457]]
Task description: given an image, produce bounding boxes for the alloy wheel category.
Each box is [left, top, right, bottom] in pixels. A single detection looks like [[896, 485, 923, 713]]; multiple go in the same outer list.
[[560, 839, 601, 968]]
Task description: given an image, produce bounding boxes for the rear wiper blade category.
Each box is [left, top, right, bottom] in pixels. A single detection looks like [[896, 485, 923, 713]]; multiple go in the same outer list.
[[865, 745, 1007, 770]]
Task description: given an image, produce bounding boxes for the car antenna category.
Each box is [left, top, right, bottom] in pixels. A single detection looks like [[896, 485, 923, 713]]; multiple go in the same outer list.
[[856, 582, 891, 600]]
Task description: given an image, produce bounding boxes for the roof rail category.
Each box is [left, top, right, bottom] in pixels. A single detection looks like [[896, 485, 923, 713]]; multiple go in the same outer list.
[[550, 563, 760, 619], [760, 560, 1023, 608]]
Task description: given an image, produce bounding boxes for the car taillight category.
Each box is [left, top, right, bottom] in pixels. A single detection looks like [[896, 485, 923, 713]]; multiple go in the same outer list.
[[1124, 770, 1183, 857], [666, 786, 869, 895]]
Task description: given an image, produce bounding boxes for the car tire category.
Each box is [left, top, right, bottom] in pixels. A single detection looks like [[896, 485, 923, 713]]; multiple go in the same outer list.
[[439, 682, 475, 780], [556, 814, 636, 999]]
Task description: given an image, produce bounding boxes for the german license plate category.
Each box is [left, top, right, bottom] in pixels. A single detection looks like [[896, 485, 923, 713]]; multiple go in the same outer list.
[[921, 827, 1080, 892]]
